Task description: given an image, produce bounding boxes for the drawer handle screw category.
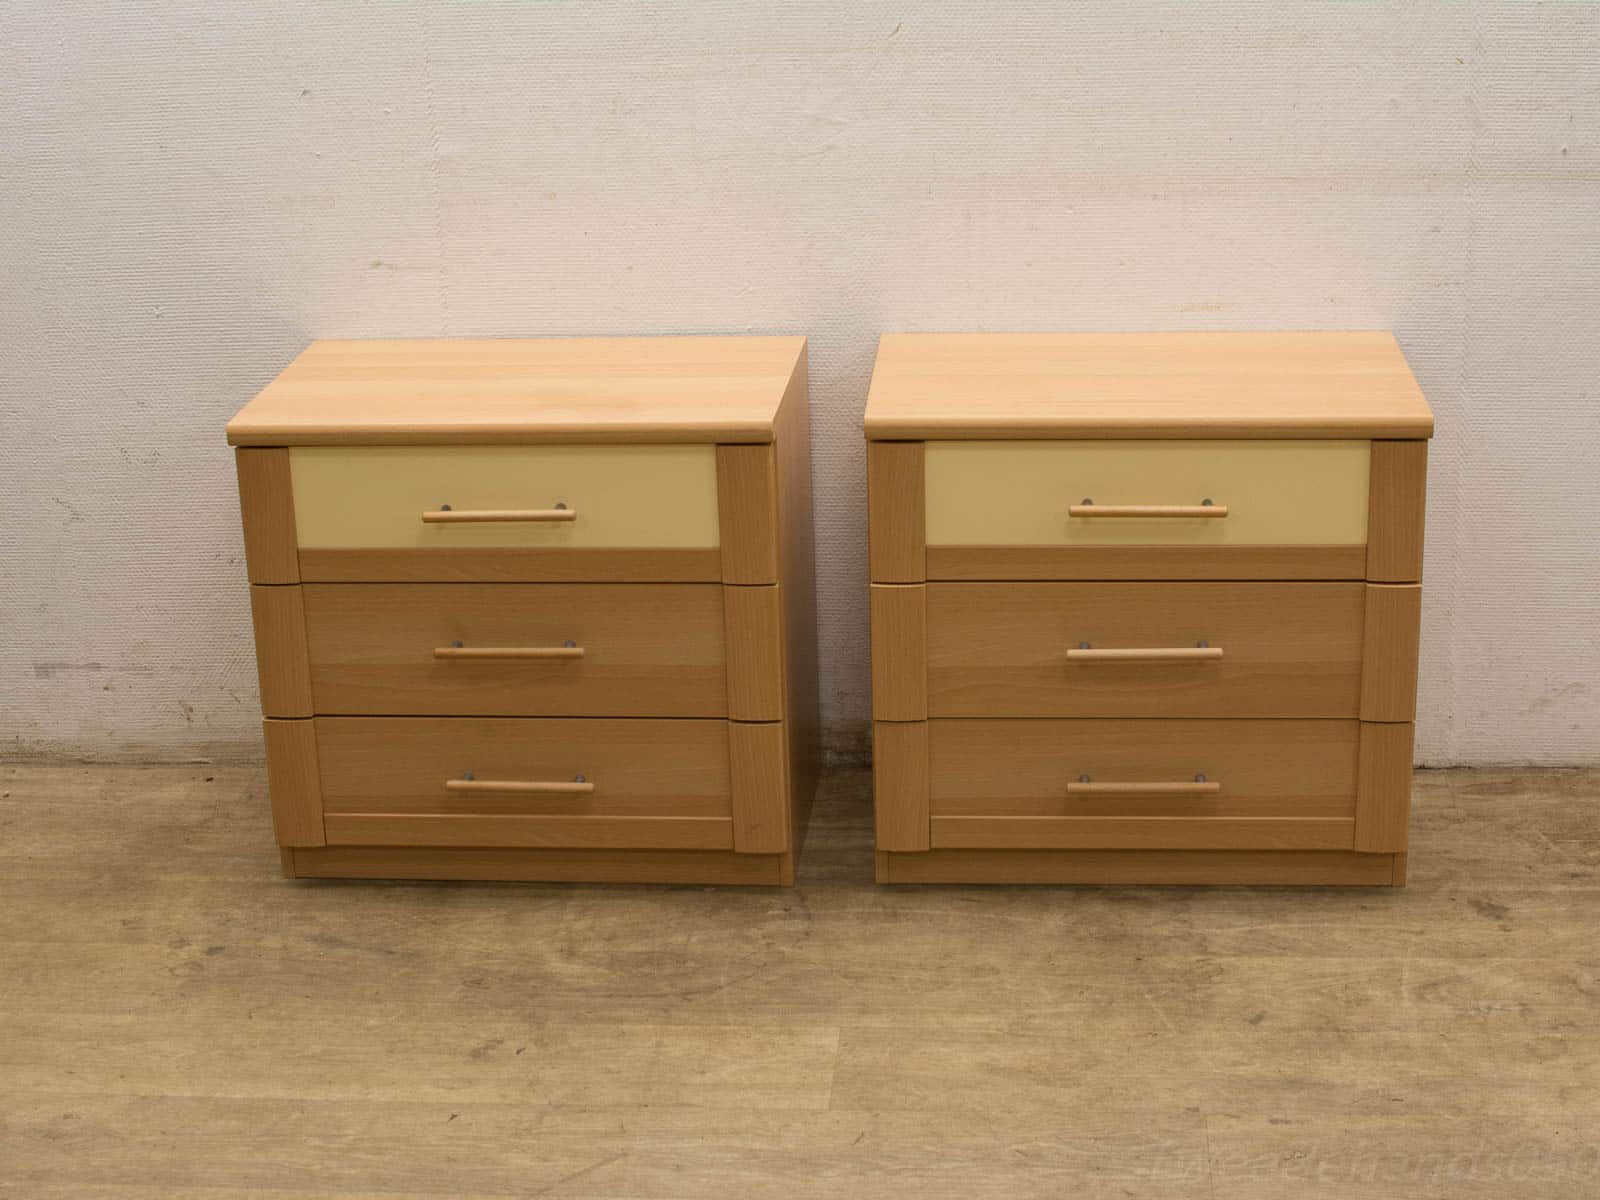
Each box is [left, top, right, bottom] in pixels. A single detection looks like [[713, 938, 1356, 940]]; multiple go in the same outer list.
[[462, 770, 475, 781]]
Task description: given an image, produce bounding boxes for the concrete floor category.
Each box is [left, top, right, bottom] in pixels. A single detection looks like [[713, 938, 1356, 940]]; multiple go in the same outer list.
[[1, 763, 1597, 1198]]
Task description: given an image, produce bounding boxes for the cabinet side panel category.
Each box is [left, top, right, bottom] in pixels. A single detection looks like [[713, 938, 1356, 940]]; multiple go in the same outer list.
[[773, 348, 819, 856]]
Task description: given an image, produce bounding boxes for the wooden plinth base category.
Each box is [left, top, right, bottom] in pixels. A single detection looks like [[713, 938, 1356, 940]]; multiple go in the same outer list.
[[284, 845, 792, 886], [877, 848, 1405, 887]]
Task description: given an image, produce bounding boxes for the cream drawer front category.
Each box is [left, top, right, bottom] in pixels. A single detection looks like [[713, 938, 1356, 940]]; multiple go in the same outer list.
[[924, 440, 1369, 546], [291, 445, 720, 549]]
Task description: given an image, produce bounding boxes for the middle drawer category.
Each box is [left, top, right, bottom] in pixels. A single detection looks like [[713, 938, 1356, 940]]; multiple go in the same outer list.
[[926, 581, 1364, 718], [303, 582, 727, 717]]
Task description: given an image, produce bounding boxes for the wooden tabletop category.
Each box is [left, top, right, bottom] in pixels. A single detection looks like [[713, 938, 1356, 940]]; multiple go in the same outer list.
[[226, 336, 807, 445], [864, 332, 1433, 440]]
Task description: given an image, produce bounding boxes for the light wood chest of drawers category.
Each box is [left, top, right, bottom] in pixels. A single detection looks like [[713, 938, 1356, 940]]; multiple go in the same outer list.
[[229, 336, 818, 885], [865, 332, 1433, 886]]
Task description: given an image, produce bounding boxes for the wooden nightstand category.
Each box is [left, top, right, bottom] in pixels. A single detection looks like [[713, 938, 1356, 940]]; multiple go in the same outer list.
[[229, 336, 817, 885], [865, 332, 1432, 885]]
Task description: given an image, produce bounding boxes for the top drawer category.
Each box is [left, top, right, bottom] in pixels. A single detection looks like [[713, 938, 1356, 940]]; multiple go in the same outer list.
[[915, 440, 1378, 582], [246, 444, 730, 584], [292, 445, 719, 549]]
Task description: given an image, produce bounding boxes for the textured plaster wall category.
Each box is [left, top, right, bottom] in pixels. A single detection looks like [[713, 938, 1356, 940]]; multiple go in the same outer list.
[[3, 2, 1597, 765]]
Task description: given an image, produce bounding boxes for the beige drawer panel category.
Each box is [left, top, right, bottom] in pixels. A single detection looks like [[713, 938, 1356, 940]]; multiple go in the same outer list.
[[291, 445, 719, 549], [303, 583, 727, 717], [925, 581, 1364, 718], [925, 440, 1368, 546], [316, 717, 733, 818]]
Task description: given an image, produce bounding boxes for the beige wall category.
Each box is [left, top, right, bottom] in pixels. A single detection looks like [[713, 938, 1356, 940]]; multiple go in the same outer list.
[[4, 2, 1597, 765]]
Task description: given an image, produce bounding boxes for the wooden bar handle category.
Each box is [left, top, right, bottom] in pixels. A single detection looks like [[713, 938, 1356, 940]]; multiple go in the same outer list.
[[433, 645, 585, 660], [1069, 503, 1227, 518], [1067, 780, 1222, 795], [422, 507, 577, 523], [446, 778, 595, 795], [1067, 646, 1223, 662]]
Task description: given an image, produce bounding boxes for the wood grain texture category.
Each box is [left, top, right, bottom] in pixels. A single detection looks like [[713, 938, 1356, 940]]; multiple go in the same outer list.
[[716, 443, 780, 584], [925, 581, 1365, 718], [262, 718, 323, 847], [930, 815, 1354, 851], [235, 448, 299, 584], [723, 584, 785, 722], [873, 720, 930, 852], [867, 440, 925, 582], [772, 346, 820, 862], [288, 844, 785, 884], [929, 719, 1358, 819], [729, 720, 790, 854], [1361, 583, 1423, 721], [315, 717, 731, 817], [1355, 720, 1415, 853], [298, 547, 723, 583], [322, 813, 733, 850], [1367, 440, 1429, 582], [226, 336, 807, 445], [864, 332, 1433, 440], [301, 582, 727, 717], [248, 585, 312, 718], [925, 543, 1369, 581], [870, 584, 928, 721], [882, 847, 1400, 885], [16, 761, 1600, 1188]]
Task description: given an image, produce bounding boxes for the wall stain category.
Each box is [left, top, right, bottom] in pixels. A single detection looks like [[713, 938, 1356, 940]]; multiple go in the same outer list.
[[32, 662, 106, 679]]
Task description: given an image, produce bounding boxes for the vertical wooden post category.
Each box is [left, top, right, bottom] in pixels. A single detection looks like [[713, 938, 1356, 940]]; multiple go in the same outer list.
[[236, 448, 299, 584], [867, 441, 925, 583]]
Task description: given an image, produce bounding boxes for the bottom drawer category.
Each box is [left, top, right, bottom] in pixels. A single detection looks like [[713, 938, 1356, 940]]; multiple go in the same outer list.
[[928, 718, 1358, 851], [315, 717, 733, 850]]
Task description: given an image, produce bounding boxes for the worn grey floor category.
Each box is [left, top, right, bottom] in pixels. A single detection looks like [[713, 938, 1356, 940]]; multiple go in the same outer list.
[[1, 762, 1597, 1198]]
